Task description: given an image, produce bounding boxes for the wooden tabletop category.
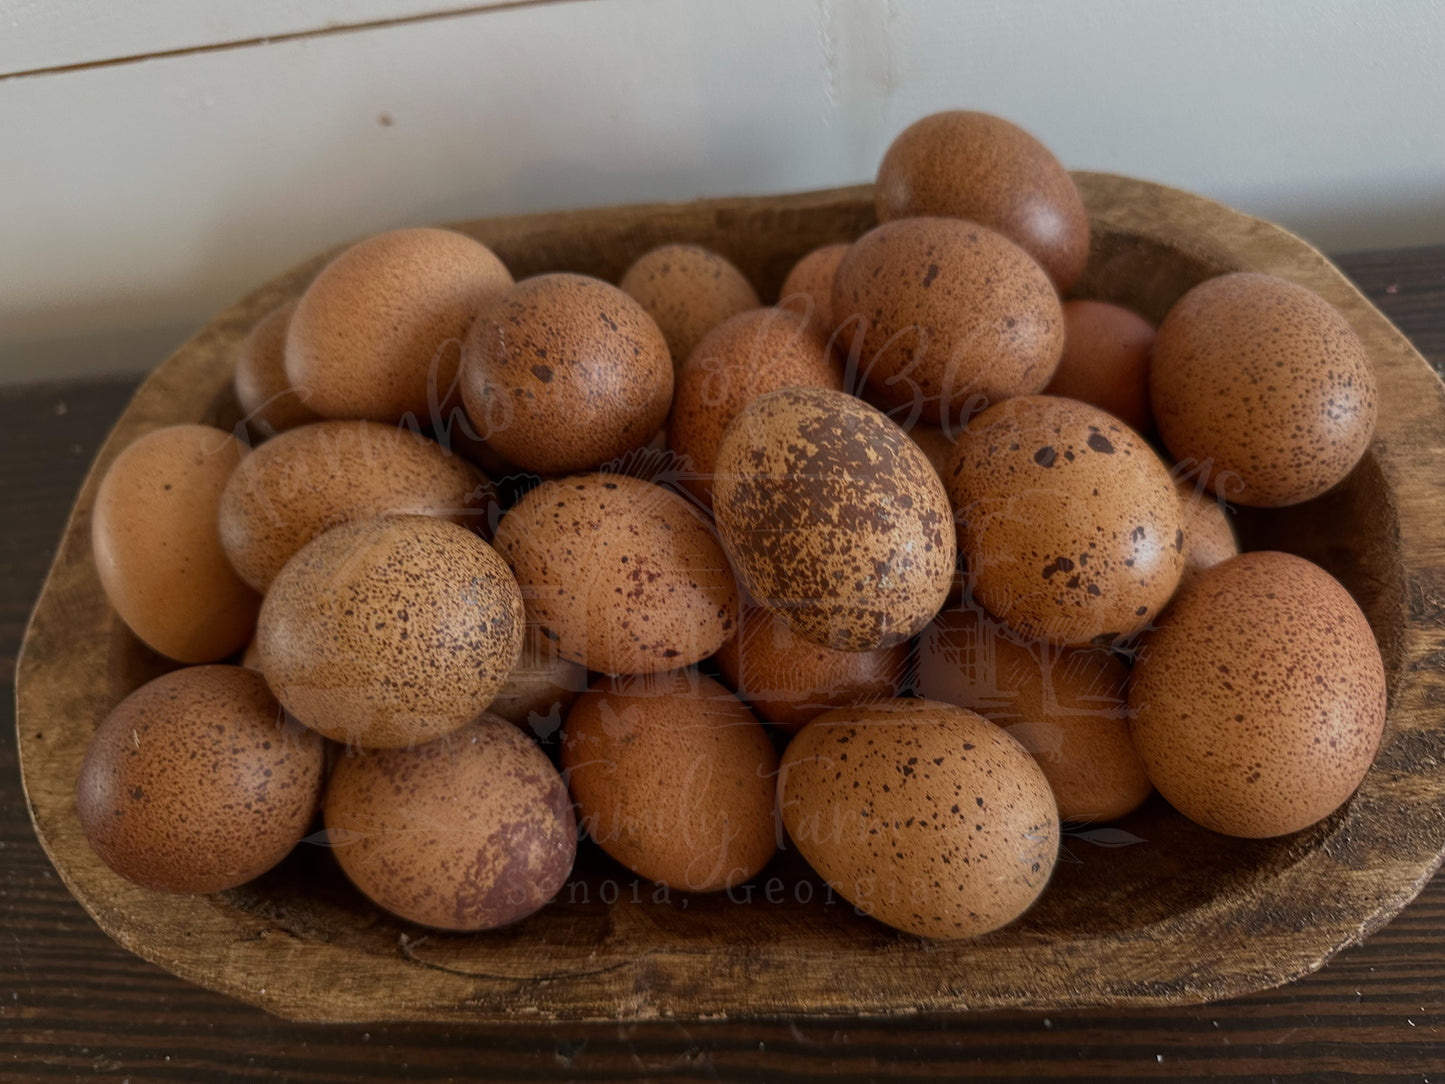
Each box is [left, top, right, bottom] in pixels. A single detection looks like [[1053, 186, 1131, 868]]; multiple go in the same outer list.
[[4, 246, 1444, 1080]]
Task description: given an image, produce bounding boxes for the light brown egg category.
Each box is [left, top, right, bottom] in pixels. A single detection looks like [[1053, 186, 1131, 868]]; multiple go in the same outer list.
[[915, 603, 1151, 822], [561, 670, 777, 892], [947, 395, 1184, 645], [286, 228, 512, 423], [1129, 551, 1387, 838], [778, 243, 849, 340], [1150, 272, 1378, 507], [832, 217, 1064, 425], [459, 273, 673, 476], [493, 473, 738, 675], [778, 698, 1059, 939], [618, 243, 760, 368], [256, 515, 524, 748], [1043, 300, 1155, 434], [714, 600, 909, 732], [667, 307, 843, 509], [486, 623, 588, 740], [874, 110, 1090, 293], [92, 424, 260, 663], [233, 302, 321, 438], [713, 387, 955, 651], [218, 420, 496, 592], [76, 665, 325, 893], [1175, 476, 1239, 583], [325, 713, 576, 930]]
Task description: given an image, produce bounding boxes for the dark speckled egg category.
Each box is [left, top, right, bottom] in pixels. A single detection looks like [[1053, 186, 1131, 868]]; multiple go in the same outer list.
[[947, 395, 1184, 646], [1128, 551, 1387, 838], [1150, 272, 1378, 507], [778, 698, 1059, 940], [76, 665, 325, 893], [713, 387, 955, 652], [325, 713, 576, 931]]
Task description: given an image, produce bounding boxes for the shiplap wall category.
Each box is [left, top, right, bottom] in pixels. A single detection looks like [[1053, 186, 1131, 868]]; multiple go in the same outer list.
[[4, 0, 1444, 383]]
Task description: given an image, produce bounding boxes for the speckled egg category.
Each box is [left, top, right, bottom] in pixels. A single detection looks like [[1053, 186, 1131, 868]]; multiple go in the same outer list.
[[618, 243, 760, 368], [561, 670, 777, 892], [1175, 476, 1239, 583], [778, 698, 1059, 939], [1043, 300, 1155, 434], [218, 420, 496, 592], [286, 228, 513, 423], [947, 395, 1185, 645], [713, 387, 955, 651], [667, 307, 843, 509], [778, 242, 850, 341], [486, 623, 588, 740], [715, 599, 910, 731], [832, 217, 1063, 425], [459, 273, 673, 476], [915, 603, 1151, 822], [1150, 272, 1378, 507], [1128, 551, 1387, 838], [256, 515, 525, 748], [233, 302, 321, 438], [92, 424, 260, 663], [493, 473, 738, 675], [874, 110, 1090, 293], [76, 665, 325, 893], [325, 713, 576, 930]]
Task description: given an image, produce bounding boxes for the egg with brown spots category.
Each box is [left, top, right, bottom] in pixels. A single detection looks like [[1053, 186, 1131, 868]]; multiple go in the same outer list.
[[492, 473, 738, 675], [713, 387, 955, 652], [1150, 272, 1378, 507], [874, 110, 1090, 293], [325, 713, 576, 930], [618, 243, 760, 368], [92, 424, 261, 663], [1175, 476, 1239, 584], [561, 670, 777, 892], [947, 395, 1184, 645], [667, 306, 843, 509], [459, 273, 673, 475], [832, 217, 1064, 425], [486, 623, 588, 740], [286, 228, 513, 423], [233, 302, 321, 438], [778, 242, 850, 340], [778, 698, 1059, 940], [256, 515, 524, 748], [1128, 551, 1387, 838], [915, 603, 1152, 822], [76, 665, 325, 893], [219, 420, 496, 593], [1043, 300, 1155, 435]]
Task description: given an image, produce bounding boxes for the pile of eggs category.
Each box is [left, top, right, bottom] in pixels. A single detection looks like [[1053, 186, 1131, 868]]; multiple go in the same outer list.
[[77, 110, 1387, 941]]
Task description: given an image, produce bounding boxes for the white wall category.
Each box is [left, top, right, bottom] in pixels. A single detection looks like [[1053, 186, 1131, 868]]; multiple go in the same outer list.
[[3, 0, 1443, 383]]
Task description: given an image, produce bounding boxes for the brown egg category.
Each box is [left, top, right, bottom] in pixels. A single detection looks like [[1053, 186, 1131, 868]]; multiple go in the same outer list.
[[874, 110, 1090, 293], [561, 670, 777, 892], [325, 713, 576, 930], [832, 217, 1064, 425], [1128, 551, 1387, 838], [1043, 300, 1155, 434], [218, 420, 496, 592], [714, 387, 955, 651], [915, 603, 1151, 822], [76, 665, 325, 893], [233, 302, 321, 438], [667, 307, 843, 509], [256, 515, 524, 748], [947, 395, 1184, 645], [486, 623, 588, 740], [1150, 272, 1378, 507], [777, 242, 849, 340], [714, 600, 909, 731], [286, 228, 512, 423], [618, 243, 760, 368], [493, 473, 738, 675], [92, 425, 260, 663], [778, 698, 1059, 939], [459, 273, 673, 476], [904, 422, 958, 481], [1175, 476, 1239, 583]]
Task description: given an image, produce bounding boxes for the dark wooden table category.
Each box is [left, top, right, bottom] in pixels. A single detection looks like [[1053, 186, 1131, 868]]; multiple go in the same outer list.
[[4, 247, 1444, 1081]]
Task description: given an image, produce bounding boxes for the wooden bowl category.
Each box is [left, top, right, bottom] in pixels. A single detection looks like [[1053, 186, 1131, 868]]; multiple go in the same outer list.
[[17, 176, 1445, 1024]]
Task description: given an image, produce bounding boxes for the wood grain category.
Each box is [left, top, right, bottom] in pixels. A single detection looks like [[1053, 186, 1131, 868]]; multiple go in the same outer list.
[[2, 244, 1443, 1075]]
